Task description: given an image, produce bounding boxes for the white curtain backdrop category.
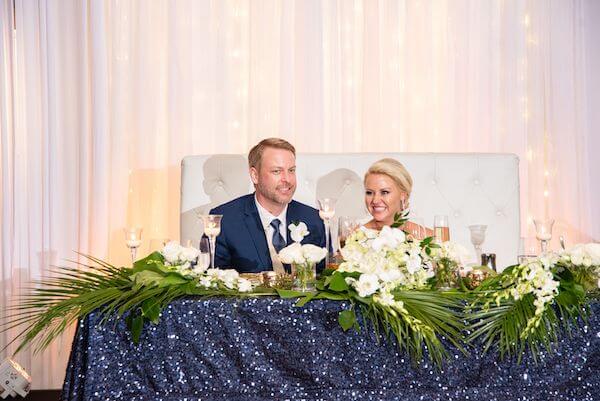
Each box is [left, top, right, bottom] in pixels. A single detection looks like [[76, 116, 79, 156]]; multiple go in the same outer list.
[[1, 0, 599, 389]]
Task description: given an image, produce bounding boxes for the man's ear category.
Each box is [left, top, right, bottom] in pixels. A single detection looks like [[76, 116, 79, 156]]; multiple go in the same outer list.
[[249, 167, 259, 185]]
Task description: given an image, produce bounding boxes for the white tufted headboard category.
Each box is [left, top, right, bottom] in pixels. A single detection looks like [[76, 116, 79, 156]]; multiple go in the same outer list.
[[180, 153, 521, 269]]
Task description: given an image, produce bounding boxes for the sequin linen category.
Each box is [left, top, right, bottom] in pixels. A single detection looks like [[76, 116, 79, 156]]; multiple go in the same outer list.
[[61, 298, 599, 401]]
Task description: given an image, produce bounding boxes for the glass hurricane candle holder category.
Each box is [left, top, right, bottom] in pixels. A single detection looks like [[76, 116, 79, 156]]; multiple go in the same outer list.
[[533, 218, 554, 253], [199, 215, 223, 268], [124, 227, 142, 264], [318, 198, 337, 268]]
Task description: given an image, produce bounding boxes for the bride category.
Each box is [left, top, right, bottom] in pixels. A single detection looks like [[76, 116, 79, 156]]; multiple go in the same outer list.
[[363, 158, 432, 239]]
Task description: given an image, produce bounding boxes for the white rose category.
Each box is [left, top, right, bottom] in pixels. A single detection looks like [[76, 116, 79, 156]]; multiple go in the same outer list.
[[278, 242, 304, 264], [161, 241, 184, 264], [180, 246, 200, 263], [302, 244, 327, 263], [352, 273, 380, 298], [237, 279, 253, 292], [289, 222, 310, 243]]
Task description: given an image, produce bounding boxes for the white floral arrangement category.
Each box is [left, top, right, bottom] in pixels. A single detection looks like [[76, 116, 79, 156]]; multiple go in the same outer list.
[[337, 226, 470, 298], [487, 243, 600, 337], [277, 222, 327, 266], [159, 241, 253, 292], [558, 243, 600, 288]]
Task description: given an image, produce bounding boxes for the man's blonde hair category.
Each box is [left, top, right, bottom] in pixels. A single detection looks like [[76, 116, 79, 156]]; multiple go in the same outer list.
[[365, 158, 413, 195], [248, 138, 296, 169]]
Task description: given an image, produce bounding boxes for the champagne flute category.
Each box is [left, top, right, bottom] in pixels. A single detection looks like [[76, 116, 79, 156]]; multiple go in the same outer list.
[[318, 198, 337, 268], [199, 215, 222, 268], [433, 215, 450, 243], [124, 227, 142, 264], [533, 218, 554, 253]]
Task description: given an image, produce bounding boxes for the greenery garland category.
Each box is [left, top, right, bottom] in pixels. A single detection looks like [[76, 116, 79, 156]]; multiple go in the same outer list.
[[1, 241, 598, 368]]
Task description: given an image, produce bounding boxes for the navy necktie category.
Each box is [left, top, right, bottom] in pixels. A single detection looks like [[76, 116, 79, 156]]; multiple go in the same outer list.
[[270, 219, 286, 253]]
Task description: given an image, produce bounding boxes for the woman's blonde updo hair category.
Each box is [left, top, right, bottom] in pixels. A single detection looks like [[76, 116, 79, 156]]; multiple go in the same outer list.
[[364, 158, 413, 196]]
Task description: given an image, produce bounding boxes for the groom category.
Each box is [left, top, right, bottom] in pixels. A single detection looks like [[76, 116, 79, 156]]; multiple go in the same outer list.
[[209, 138, 326, 273]]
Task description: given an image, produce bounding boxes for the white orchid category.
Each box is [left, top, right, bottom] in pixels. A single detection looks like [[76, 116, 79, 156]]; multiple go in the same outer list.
[[288, 222, 310, 243], [351, 273, 381, 298]]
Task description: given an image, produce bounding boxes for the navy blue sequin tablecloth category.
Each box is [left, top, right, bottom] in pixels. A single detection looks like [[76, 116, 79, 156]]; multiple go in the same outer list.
[[61, 297, 600, 401]]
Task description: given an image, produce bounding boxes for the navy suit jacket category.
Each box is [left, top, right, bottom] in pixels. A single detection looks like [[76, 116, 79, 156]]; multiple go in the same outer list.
[[209, 194, 327, 273]]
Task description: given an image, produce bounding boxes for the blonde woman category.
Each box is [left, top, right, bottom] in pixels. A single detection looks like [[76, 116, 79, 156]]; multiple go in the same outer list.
[[363, 158, 432, 239]]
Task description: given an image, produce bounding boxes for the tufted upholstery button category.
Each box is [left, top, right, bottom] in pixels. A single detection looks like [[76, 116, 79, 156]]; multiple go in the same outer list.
[[496, 210, 503, 216], [217, 180, 223, 186], [305, 180, 310, 185], [453, 211, 460, 218], [345, 179, 351, 185], [473, 179, 480, 186], [431, 179, 437, 185]]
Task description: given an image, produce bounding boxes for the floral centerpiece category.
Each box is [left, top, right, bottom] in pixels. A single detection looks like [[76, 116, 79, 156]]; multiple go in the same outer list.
[[2, 223, 599, 368], [468, 243, 600, 360], [278, 222, 327, 291]]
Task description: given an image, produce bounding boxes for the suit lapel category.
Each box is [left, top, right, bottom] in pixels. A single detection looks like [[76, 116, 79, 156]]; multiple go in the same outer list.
[[243, 195, 271, 268]]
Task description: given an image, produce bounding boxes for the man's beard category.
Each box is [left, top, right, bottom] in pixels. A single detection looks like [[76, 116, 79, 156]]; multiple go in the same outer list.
[[257, 183, 295, 205]]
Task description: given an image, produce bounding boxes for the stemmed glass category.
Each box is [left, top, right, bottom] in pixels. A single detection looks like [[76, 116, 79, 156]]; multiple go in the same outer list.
[[318, 198, 337, 268], [468, 225, 487, 263], [199, 215, 222, 268], [533, 218, 554, 253], [124, 227, 142, 264]]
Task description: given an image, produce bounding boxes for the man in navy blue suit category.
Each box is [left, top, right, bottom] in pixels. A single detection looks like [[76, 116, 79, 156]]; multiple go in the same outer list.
[[209, 138, 327, 273]]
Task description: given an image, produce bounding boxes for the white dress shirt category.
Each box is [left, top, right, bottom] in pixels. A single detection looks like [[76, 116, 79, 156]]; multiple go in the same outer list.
[[254, 195, 288, 273]]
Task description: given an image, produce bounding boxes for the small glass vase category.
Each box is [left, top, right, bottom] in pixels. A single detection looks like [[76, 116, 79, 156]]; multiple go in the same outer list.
[[291, 262, 317, 292], [435, 259, 458, 290]]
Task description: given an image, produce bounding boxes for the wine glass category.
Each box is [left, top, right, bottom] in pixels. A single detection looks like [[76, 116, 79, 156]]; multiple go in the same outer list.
[[199, 215, 222, 268], [318, 198, 337, 267], [533, 218, 554, 253], [124, 227, 142, 264], [468, 225, 487, 263], [433, 215, 450, 243]]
